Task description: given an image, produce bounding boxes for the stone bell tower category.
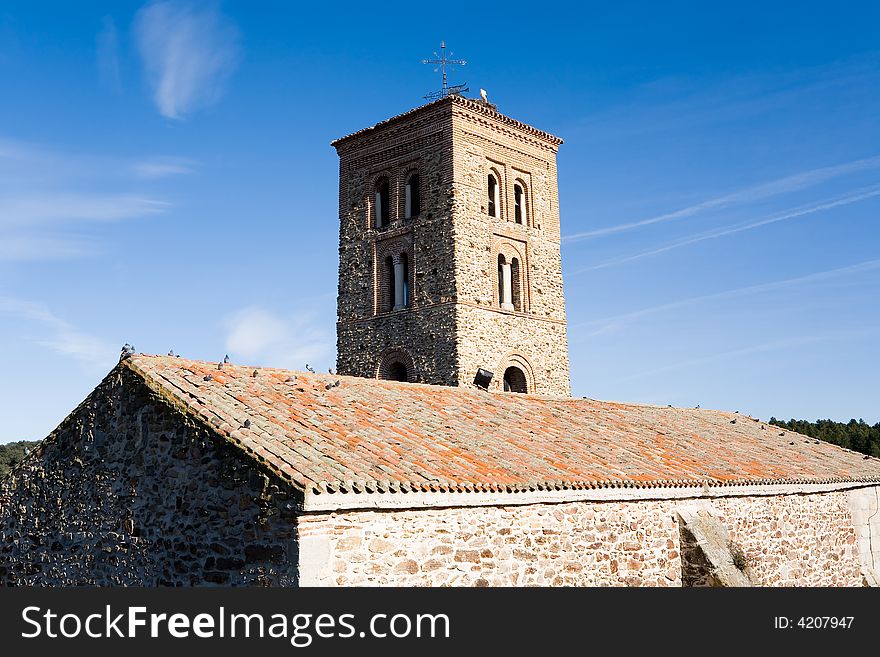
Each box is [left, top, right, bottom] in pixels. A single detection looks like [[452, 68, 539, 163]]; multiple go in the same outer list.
[[332, 94, 570, 396]]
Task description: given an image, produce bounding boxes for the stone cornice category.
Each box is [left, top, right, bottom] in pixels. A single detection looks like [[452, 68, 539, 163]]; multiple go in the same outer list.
[[331, 96, 563, 151]]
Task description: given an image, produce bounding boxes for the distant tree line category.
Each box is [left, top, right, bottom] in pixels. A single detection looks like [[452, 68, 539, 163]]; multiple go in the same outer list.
[[769, 418, 880, 457], [0, 441, 39, 479]]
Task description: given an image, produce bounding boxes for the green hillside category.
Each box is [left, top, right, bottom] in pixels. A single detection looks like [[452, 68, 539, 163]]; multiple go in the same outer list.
[[0, 441, 39, 479]]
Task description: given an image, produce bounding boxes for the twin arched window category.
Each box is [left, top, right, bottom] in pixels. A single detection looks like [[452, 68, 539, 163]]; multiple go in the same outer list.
[[374, 173, 421, 228], [497, 254, 522, 312], [487, 171, 529, 225], [384, 252, 410, 312]]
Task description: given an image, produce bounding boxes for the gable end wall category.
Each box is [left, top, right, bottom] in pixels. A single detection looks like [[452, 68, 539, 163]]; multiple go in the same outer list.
[[0, 366, 302, 586]]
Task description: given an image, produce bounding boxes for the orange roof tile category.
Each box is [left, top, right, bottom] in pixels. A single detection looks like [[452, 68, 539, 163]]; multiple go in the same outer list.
[[125, 355, 880, 497]]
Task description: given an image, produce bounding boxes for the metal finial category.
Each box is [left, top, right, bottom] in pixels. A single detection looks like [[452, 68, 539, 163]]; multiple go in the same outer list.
[[422, 41, 468, 101]]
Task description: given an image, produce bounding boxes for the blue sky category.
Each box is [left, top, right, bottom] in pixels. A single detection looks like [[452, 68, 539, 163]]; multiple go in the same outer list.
[[1, 1, 878, 442]]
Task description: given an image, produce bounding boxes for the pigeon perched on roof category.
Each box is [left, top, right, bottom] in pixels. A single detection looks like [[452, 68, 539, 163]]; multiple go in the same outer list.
[[305, 363, 315, 373], [120, 343, 135, 361], [223, 354, 230, 364], [243, 419, 251, 429]]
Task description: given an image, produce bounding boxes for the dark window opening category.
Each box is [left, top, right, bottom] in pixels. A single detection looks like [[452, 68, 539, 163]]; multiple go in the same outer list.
[[384, 255, 395, 312], [375, 178, 390, 227], [511, 257, 521, 311], [497, 254, 505, 305], [388, 361, 408, 382], [400, 252, 410, 308], [514, 184, 524, 224], [503, 366, 528, 393], [488, 174, 498, 217], [405, 173, 420, 219]]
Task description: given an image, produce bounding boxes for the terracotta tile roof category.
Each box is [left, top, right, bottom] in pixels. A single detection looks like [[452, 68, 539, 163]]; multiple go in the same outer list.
[[125, 355, 880, 498], [330, 95, 563, 149]]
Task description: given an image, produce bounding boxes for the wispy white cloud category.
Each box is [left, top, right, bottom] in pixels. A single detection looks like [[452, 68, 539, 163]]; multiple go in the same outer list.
[[224, 306, 334, 371], [573, 259, 880, 338], [0, 195, 169, 227], [0, 235, 98, 262], [0, 138, 191, 262], [133, 1, 240, 120], [574, 54, 880, 147], [612, 329, 880, 384], [576, 184, 880, 272], [132, 156, 197, 179], [96, 16, 121, 91], [563, 155, 880, 243], [0, 296, 116, 371]]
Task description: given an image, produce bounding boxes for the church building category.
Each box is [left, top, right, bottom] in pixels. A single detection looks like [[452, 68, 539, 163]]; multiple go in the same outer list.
[[2, 95, 880, 587]]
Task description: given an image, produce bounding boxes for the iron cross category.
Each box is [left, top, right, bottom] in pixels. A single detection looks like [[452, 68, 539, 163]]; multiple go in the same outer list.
[[422, 41, 467, 100]]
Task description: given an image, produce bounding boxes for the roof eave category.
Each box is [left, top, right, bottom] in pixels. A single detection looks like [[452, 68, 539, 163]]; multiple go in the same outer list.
[[302, 478, 880, 512]]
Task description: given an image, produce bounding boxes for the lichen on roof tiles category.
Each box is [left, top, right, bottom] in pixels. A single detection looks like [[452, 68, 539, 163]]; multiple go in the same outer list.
[[125, 354, 880, 496]]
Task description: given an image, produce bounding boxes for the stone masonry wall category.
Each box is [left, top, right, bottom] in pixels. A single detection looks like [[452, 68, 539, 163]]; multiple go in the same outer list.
[[0, 366, 300, 586], [299, 490, 866, 586], [301, 500, 681, 586], [335, 102, 461, 383], [336, 304, 460, 385], [711, 492, 863, 586], [449, 102, 570, 395], [455, 304, 571, 395]]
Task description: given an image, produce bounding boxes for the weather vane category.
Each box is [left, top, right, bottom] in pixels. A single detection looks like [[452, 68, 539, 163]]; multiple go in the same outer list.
[[422, 41, 468, 101]]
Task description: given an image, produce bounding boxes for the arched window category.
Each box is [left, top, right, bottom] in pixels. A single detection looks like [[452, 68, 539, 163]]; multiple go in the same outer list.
[[375, 177, 390, 228], [497, 254, 513, 310], [511, 257, 521, 311], [377, 348, 416, 382], [487, 173, 499, 217], [503, 366, 528, 393], [387, 361, 408, 382], [405, 173, 420, 219], [400, 252, 410, 308], [514, 183, 526, 224], [384, 255, 395, 312]]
